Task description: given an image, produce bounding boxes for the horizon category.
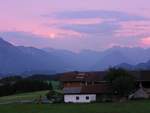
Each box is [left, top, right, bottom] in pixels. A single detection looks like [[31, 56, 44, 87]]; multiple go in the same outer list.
[[1, 0, 150, 52], [1, 37, 150, 53]]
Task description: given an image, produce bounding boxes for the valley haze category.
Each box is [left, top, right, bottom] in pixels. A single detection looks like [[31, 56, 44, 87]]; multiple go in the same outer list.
[[0, 38, 150, 76]]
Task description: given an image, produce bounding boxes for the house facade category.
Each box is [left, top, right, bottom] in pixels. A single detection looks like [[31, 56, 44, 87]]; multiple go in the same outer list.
[[60, 71, 111, 103], [64, 94, 96, 103]]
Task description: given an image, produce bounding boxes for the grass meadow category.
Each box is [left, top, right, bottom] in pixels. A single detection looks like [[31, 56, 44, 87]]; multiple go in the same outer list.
[[0, 88, 150, 113], [0, 100, 150, 113]]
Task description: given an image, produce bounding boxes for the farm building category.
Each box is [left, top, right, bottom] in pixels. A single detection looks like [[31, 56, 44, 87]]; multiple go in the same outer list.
[[129, 71, 150, 99], [60, 71, 111, 103], [60, 71, 150, 103]]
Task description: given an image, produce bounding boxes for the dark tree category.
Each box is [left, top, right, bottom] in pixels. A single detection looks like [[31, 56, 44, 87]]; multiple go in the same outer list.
[[13, 79, 52, 93], [106, 68, 135, 97]]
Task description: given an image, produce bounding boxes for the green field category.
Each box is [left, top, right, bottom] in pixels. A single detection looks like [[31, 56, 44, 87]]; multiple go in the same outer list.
[[0, 90, 49, 103], [0, 91, 150, 113], [0, 100, 150, 113]]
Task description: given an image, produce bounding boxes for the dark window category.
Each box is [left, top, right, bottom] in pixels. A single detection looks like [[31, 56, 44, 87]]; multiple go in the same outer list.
[[76, 96, 79, 100], [86, 96, 89, 100]]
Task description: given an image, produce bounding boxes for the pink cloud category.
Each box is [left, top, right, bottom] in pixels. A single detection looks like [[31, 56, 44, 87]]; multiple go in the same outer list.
[[108, 43, 137, 48], [1, 16, 113, 39], [59, 18, 104, 25], [141, 37, 150, 47], [0, 17, 86, 39], [46, 18, 115, 25], [115, 20, 150, 37]]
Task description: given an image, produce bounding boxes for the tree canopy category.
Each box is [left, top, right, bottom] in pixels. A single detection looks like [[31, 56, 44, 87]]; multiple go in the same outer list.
[[106, 68, 135, 97]]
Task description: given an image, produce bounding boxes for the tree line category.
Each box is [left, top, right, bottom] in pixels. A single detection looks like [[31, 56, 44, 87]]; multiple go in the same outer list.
[[0, 76, 52, 97]]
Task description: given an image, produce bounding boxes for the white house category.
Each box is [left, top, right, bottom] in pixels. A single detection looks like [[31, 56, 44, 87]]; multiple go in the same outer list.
[[64, 94, 96, 103]]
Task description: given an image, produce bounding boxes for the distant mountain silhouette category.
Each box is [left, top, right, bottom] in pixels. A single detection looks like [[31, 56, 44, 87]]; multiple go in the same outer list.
[[92, 51, 132, 70], [44, 46, 150, 71], [115, 63, 135, 70], [116, 60, 150, 70], [1, 37, 150, 76], [0, 38, 67, 75]]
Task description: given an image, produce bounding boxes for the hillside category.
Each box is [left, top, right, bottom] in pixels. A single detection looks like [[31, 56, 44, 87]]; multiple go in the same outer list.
[[0, 38, 67, 75]]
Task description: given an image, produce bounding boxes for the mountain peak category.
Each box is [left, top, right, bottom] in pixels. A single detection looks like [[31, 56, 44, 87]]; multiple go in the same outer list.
[[0, 37, 14, 48], [0, 37, 5, 42]]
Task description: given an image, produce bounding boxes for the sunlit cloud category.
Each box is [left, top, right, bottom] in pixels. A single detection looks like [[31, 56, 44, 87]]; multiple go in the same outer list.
[[141, 37, 150, 47], [0, 17, 85, 39], [114, 20, 150, 37]]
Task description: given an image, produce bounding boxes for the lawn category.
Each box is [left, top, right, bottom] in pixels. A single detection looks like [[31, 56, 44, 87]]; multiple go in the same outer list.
[[0, 100, 150, 113]]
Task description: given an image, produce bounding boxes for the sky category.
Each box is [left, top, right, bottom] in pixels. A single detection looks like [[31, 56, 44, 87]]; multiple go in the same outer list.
[[1, 0, 150, 52]]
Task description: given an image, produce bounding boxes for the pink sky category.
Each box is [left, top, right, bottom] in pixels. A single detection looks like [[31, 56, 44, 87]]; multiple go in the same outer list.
[[1, 0, 150, 51]]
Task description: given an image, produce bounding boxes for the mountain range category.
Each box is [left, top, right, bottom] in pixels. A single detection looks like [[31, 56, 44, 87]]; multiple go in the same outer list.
[[0, 37, 150, 75], [0, 38, 68, 75]]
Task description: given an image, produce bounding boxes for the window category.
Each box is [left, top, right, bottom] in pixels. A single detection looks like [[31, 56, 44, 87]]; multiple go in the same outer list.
[[86, 96, 89, 100], [76, 96, 79, 100]]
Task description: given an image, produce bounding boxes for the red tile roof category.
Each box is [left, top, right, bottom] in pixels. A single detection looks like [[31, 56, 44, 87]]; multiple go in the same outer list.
[[60, 71, 106, 82], [81, 84, 112, 94], [63, 84, 111, 94]]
